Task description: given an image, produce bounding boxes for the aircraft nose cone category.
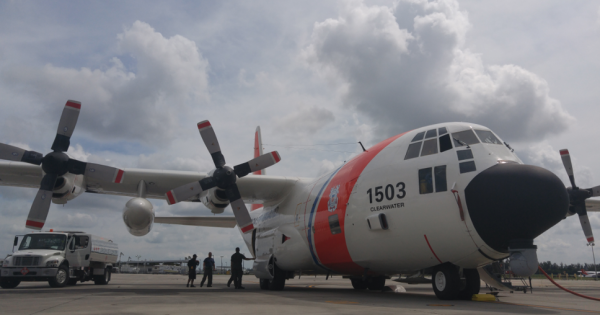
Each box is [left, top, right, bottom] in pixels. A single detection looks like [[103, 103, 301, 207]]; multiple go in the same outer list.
[[465, 163, 568, 253]]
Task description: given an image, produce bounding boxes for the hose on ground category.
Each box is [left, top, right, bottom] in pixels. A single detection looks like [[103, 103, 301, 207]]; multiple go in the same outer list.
[[537, 265, 600, 302]]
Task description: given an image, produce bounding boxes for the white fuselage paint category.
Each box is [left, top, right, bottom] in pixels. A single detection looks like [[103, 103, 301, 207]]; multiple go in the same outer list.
[[242, 122, 521, 276]]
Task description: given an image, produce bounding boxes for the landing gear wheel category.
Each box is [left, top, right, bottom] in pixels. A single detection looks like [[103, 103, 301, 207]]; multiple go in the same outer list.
[[49, 265, 69, 288], [94, 268, 111, 285], [432, 264, 460, 300], [67, 278, 78, 286], [259, 279, 270, 290], [367, 276, 386, 291], [458, 268, 480, 300], [269, 265, 286, 291], [350, 278, 367, 290], [0, 278, 20, 289]]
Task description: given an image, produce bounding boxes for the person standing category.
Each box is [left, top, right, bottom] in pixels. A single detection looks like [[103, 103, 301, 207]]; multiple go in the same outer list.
[[200, 252, 216, 287], [228, 247, 255, 289], [187, 254, 199, 287]]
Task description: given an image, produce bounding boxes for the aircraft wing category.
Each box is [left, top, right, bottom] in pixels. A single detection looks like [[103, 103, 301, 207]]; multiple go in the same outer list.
[[586, 199, 600, 212], [154, 216, 237, 228], [0, 161, 300, 205]]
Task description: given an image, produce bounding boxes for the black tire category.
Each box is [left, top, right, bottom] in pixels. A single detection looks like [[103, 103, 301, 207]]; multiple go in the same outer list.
[[350, 278, 367, 290], [458, 268, 481, 300], [48, 265, 69, 288], [67, 278, 78, 286], [259, 279, 270, 290], [0, 278, 21, 289], [94, 268, 111, 285], [367, 276, 386, 291], [432, 264, 460, 300], [269, 265, 285, 291]]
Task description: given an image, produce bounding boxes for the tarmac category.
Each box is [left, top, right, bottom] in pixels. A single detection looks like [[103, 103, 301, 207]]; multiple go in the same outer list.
[[1, 274, 599, 315]]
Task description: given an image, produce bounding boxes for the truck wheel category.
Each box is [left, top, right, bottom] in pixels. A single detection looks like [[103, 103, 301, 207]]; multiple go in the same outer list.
[[94, 268, 111, 285], [350, 278, 367, 290], [0, 278, 21, 289], [367, 276, 386, 291], [259, 279, 270, 290], [48, 265, 69, 288], [458, 268, 480, 300], [432, 264, 460, 300]]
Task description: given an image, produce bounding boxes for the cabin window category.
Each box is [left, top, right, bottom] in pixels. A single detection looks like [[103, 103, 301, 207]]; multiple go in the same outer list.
[[456, 150, 474, 161], [460, 161, 477, 173], [328, 214, 342, 235], [404, 142, 422, 160], [75, 236, 89, 249], [451, 129, 480, 147], [434, 166, 447, 192], [439, 134, 453, 153], [419, 168, 434, 194], [425, 129, 437, 139], [420, 139, 438, 156], [474, 129, 502, 145]]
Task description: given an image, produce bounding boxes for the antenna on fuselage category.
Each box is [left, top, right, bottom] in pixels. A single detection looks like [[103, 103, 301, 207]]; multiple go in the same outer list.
[[358, 141, 366, 152]]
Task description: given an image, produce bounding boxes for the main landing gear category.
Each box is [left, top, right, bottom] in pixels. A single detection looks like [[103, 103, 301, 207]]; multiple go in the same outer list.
[[432, 263, 480, 300], [259, 263, 287, 291]]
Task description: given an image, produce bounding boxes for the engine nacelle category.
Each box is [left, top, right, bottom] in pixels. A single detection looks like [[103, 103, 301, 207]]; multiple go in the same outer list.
[[51, 173, 86, 204], [201, 188, 229, 214], [123, 197, 154, 237]]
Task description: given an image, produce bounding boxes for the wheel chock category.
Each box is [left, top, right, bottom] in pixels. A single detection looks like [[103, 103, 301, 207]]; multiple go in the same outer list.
[[471, 294, 497, 302]]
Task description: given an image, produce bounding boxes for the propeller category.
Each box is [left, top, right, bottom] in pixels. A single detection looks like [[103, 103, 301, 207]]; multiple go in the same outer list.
[[559, 149, 599, 245], [0, 100, 125, 230], [165, 120, 281, 233]]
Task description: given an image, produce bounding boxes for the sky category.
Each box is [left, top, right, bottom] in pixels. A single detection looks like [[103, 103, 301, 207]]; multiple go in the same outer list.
[[0, 0, 599, 266]]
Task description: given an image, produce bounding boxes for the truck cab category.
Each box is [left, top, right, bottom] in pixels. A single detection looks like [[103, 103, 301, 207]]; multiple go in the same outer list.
[[1, 231, 118, 289]]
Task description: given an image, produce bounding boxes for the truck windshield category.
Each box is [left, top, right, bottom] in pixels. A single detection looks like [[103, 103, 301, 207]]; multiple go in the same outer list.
[[19, 234, 67, 251]]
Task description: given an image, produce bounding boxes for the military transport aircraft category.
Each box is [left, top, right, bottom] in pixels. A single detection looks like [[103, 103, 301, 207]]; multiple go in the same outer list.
[[1, 100, 599, 300]]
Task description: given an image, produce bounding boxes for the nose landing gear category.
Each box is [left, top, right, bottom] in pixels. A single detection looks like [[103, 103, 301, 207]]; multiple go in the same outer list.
[[432, 263, 480, 300]]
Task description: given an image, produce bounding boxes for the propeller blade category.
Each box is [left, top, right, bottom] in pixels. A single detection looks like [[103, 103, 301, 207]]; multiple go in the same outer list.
[[226, 184, 254, 233], [0, 143, 43, 165], [51, 100, 81, 152], [559, 149, 577, 188], [25, 173, 57, 230], [165, 177, 216, 205], [197, 120, 225, 168], [578, 213, 595, 244], [233, 151, 281, 178], [586, 185, 600, 197], [67, 160, 125, 183]]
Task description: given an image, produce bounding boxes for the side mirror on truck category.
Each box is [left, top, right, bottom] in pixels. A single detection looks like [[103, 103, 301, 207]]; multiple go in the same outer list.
[[13, 237, 18, 246]]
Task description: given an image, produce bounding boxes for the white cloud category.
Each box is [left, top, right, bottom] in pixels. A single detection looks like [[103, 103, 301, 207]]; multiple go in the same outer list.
[[274, 106, 335, 136], [303, 0, 574, 142], [1, 21, 210, 147]]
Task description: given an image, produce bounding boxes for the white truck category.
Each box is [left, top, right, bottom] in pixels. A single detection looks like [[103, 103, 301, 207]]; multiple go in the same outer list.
[[1, 231, 118, 288]]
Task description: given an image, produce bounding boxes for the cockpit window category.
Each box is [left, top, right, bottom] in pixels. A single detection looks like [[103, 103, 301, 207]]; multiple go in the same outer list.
[[425, 129, 437, 139], [404, 142, 422, 160], [420, 139, 438, 156], [474, 129, 502, 145], [438, 127, 448, 135], [451, 129, 480, 147], [411, 132, 425, 142]]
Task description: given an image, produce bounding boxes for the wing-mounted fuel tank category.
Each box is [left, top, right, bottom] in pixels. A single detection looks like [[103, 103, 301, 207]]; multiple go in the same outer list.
[[51, 173, 86, 204], [122, 180, 155, 236]]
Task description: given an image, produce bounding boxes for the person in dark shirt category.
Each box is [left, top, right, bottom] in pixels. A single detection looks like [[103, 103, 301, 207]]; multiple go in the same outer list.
[[227, 247, 255, 289], [200, 252, 216, 287], [187, 254, 199, 287]]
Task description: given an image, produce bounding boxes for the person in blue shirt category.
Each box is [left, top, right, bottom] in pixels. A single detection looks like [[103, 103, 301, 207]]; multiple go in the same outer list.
[[200, 252, 216, 287]]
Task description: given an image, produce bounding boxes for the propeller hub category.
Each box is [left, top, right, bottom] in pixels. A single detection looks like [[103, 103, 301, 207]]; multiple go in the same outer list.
[[213, 166, 236, 189], [41, 152, 70, 176]]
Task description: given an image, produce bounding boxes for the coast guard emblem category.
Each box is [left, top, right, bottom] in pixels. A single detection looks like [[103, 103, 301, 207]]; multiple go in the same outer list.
[[328, 185, 340, 212]]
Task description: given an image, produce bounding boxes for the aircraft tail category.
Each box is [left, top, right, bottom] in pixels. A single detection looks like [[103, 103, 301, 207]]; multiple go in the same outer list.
[[252, 126, 264, 211], [581, 269, 589, 275]]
